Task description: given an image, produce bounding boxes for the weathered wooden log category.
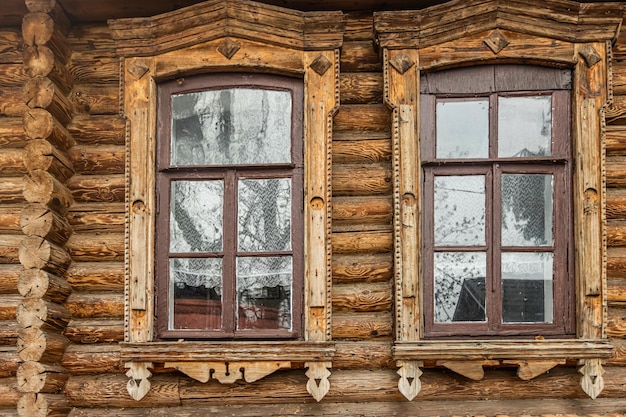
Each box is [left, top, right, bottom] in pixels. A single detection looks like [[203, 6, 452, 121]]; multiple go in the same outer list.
[[0, 63, 27, 88], [64, 261, 124, 292], [340, 40, 382, 72], [24, 139, 75, 182], [0, 347, 19, 378], [0, 376, 20, 407], [68, 57, 119, 85], [0, 116, 27, 148], [17, 392, 71, 417], [63, 319, 124, 344], [607, 157, 626, 188], [0, 320, 19, 345], [332, 311, 393, 339], [607, 221, 626, 247], [332, 282, 392, 312], [66, 174, 125, 203], [68, 145, 125, 175], [18, 268, 71, 303], [606, 125, 626, 155], [23, 170, 74, 215], [333, 163, 392, 196], [64, 292, 124, 319], [17, 327, 69, 363], [0, 295, 20, 321], [607, 189, 626, 219], [67, 114, 125, 146], [332, 230, 393, 254], [0, 29, 24, 64], [23, 76, 73, 126], [608, 247, 626, 279], [607, 337, 626, 365], [16, 298, 71, 331], [333, 138, 391, 164], [18, 236, 72, 276], [0, 235, 23, 264], [0, 264, 21, 294], [332, 253, 393, 284], [333, 104, 390, 133], [71, 84, 119, 115], [66, 233, 124, 262], [334, 340, 393, 369], [608, 279, 626, 306], [607, 306, 626, 338], [22, 45, 73, 95], [16, 361, 68, 393], [333, 196, 392, 227], [61, 344, 123, 375], [20, 203, 73, 245], [344, 12, 375, 41], [0, 178, 26, 205], [23, 109, 75, 151], [340, 72, 383, 104], [0, 206, 21, 234], [0, 87, 29, 117], [66, 25, 117, 58], [66, 202, 125, 233], [22, 12, 71, 63], [0, 148, 26, 177]]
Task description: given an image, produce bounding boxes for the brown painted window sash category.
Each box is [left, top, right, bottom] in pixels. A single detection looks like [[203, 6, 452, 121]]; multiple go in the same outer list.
[[154, 73, 304, 340]]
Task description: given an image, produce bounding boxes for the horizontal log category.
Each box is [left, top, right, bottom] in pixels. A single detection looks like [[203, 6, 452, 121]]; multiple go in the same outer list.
[[608, 247, 626, 279], [607, 306, 626, 338], [18, 236, 72, 276], [17, 392, 71, 417], [0, 235, 22, 264], [332, 311, 393, 340], [334, 104, 390, 133], [0, 148, 26, 177], [0, 63, 27, 88], [16, 361, 68, 393], [340, 40, 382, 72], [0, 206, 21, 234], [17, 327, 69, 363], [344, 12, 375, 42], [16, 298, 71, 332], [333, 163, 392, 196], [24, 139, 75, 183], [0, 320, 18, 345], [332, 230, 393, 254], [0, 29, 24, 64], [333, 139, 391, 164], [67, 174, 125, 203], [0, 264, 21, 294], [607, 157, 626, 187], [22, 44, 73, 95], [18, 268, 72, 303], [23, 108, 75, 151], [64, 292, 124, 319], [0, 86, 28, 117], [68, 57, 119, 85], [607, 188, 626, 219], [340, 72, 383, 104], [61, 343, 123, 375], [68, 145, 125, 175], [0, 295, 20, 321], [20, 203, 73, 245], [606, 124, 626, 155], [0, 347, 19, 378], [71, 84, 119, 115], [608, 279, 626, 307], [332, 196, 392, 227], [67, 115, 125, 146], [64, 261, 124, 292], [332, 282, 392, 312], [23, 170, 74, 215], [63, 319, 124, 344], [0, 178, 26, 204], [0, 376, 20, 408], [332, 253, 393, 284], [607, 220, 626, 247], [23, 76, 73, 126], [66, 25, 117, 57], [66, 233, 124, 262], [334, 340, 393, 369], [66, 202, 124, 233], [0, 116, 27, 148], [607, 337, 626, 366]]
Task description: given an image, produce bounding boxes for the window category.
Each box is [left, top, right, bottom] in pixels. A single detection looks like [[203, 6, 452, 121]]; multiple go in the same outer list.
[[155, 74, 303, 339], [420, 65, 573, 337]]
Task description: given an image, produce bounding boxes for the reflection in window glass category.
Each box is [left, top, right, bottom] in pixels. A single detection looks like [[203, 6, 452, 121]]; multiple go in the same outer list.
[[434, 252, 486, 323], [171, 88, 292, 165], [170, 180, 223, 253], [436, 100, 489, 159], [498, 96, 552, 157], [237, 256, 292, 330], [501, 252, 553, 323], [238, 178, 291, 252], [435, 175, 486, 246], [170, 258, 223, 330], [502, 174, 553, 246]]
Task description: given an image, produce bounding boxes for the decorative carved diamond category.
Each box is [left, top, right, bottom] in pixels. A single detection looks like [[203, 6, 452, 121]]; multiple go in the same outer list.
[[483, 29, 510, 54], [579, 45, 602, 68], [128, 61, 149, 80], [217, 38, 241, 59], [389, 54, 415, 74], [309, 54, 332, 76]]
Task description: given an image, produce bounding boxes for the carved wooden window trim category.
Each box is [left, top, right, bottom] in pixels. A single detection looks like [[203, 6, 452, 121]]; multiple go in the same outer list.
[[108, 0, 344, 402], [374, 0, 622, 401]]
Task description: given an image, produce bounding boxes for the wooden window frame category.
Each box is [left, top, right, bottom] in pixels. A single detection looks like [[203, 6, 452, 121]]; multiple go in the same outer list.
[[420, 69, 574, 337], [155, 73, 304, 340], [374, 0, 622, 401], [108, 0, 344, 402]]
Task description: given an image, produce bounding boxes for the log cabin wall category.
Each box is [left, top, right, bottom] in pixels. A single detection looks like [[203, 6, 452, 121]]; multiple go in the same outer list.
[[0, 1, 625, 416]]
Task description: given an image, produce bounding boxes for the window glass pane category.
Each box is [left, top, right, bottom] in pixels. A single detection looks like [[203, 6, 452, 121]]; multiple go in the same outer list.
[[502, 174, 553, 246], [434, 252, 487, 323], [171, 88, 292, 165], [170, 258, 222, 330], [498, 96, 552, 157], [238, 178, 292, 252], [170, 180, 223, 253], [435, 175, 486, 246], [502, 252, 553, 323], [236, 256, 292, 331], [436, 100, 489, 159]]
